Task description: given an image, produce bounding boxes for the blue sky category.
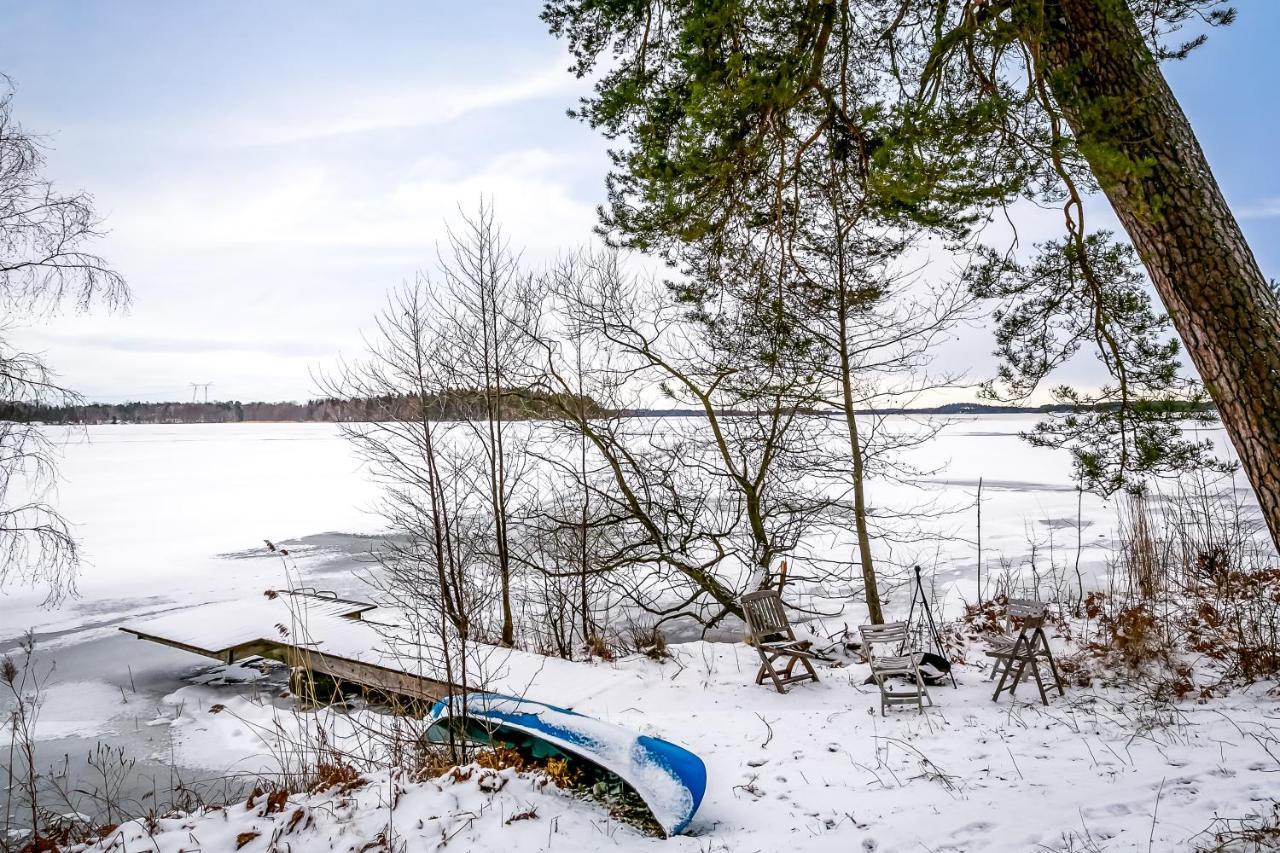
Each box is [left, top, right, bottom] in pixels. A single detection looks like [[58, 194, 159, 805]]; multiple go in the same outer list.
[[3, 1, 1278, 403]]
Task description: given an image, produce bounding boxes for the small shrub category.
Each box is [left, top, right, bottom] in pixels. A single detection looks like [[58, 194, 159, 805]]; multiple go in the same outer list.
[[627, 623, 670, 661], [1182, 561, 1280, 682], [475, 746, 526, 773], [961, 596, 1008, 636], [584, 633, 616, 662], [505, 807, 539, 824], [1053, 652, 1095, 688], [1102, 603, 1163, 670], [542, 756, 583, 790], [309, 761, 363, 794]]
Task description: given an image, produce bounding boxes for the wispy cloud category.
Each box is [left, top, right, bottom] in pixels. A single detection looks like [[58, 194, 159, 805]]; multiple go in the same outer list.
[[110, 146, 600, 259], [1237, 198, 1280, 219], [216, 60, 577, 148], [27, 329, 332, 358]]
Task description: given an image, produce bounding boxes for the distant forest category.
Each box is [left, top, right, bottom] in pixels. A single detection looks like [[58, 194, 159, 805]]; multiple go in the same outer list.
[[0, 395, 1215, 425], [0, 389, 600, 425]]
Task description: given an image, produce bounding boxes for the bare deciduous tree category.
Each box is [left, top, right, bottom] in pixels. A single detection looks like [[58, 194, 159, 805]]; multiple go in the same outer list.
[[0, 82, 128, 602], [522, 251, 834, 630], [433, 203, 540, 647]]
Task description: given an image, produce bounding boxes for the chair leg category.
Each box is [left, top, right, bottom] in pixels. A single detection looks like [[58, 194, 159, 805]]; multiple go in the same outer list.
[[987, 656, 1003, 681], [991, 657, 1014, 702], [912, 666, 931, 713], [766, 653, 790, 694], [1008, 657, 1030, 697], [1030, 659, 1048, 705], [1032, 630, 1065, 696], [799, 655, 820, 684], [756, 653, 785, 693], [1042, 648, 1066, 695]]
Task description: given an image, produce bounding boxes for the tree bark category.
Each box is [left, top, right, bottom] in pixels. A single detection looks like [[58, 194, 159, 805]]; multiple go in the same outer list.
[[1027, 0, 1280, 551], [838, 309, 884, 624]]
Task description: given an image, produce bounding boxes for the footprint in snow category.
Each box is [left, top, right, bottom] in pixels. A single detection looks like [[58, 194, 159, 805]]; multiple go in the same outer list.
[[955, 821, 995, 835], [1083, 802, 1130, 818]]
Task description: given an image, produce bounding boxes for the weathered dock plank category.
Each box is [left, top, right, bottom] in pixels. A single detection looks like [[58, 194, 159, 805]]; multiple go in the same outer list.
[[118, 591, 620, 706]]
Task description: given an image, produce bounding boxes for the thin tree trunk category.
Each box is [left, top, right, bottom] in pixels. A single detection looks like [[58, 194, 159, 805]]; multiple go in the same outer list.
[[976, 476, 984, 602], [838, 307, 883, 624], [475, 227, 516, 648], [1028, 0, 1280, 551], [830, 206, 884, 623], [576, 340, 591, 646], [485, 294, 516, 648], [413, 347, 467, 637]]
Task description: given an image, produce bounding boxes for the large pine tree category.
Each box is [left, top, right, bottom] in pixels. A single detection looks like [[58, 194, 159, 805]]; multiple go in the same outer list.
[[543, 0, 1280, 551]]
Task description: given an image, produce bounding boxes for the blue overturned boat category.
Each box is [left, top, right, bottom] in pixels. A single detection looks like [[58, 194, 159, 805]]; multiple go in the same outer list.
[[425, 692, 707, 837]]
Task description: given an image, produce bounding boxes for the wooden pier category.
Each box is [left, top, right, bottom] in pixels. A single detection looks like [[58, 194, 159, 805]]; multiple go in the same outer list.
[[119, 590, 609, 705], [121, 591, 455, 703]]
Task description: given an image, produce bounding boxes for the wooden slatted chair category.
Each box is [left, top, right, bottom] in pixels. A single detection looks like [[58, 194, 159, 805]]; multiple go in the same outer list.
[[740, 589, 820, 694], [984, 599, 1048, 680], [985, 610, 1066, 705], [859, 621, 933, 715]]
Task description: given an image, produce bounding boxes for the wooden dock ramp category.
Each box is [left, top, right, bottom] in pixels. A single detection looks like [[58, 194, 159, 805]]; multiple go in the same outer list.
[[119, 590, 623, 705]]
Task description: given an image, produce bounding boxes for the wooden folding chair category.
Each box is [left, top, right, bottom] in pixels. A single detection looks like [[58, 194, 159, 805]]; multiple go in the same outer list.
[[985, 599, 1048, 681], [985, 610, 1066, 705], [740, 589, 819, 694], [859, 621, 933, 715]]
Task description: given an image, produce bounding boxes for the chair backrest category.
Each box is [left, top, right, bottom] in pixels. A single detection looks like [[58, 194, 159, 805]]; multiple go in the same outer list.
[[1005, 599, 1048, 633], [859, 621, 910, 661], [740, 589, 794, 642]]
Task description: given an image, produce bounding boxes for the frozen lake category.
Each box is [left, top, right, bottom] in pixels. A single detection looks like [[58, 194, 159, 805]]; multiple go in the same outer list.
[[0, 416, 1259, 822], [2, 415, 1258, 646]]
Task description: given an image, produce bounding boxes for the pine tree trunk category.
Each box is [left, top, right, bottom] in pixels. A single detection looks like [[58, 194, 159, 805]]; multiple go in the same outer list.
[[1028, 0, 1280, 551]]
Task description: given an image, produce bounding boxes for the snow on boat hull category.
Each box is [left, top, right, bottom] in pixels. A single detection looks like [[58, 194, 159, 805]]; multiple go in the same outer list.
[[426, 692, 706, 836]]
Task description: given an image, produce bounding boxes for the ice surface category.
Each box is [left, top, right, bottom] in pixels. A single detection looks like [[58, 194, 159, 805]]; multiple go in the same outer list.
[[2, 417, 1255, 645], [4, 680, 130, 741]]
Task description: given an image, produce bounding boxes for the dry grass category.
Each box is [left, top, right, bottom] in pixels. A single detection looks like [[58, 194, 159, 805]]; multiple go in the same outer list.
[[1194, 801, 1280, 852]]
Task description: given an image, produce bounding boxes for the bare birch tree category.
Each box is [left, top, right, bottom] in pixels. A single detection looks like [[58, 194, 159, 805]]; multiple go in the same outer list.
[[432, 202, 540, 647], [0, 82, 128, 602]]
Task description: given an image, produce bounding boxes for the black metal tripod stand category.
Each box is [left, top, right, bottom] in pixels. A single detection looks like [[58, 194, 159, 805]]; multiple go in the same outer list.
[[904, 564, 957, 688]]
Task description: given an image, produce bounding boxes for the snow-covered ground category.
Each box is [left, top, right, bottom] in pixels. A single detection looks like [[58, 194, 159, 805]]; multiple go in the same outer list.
[[91, 640, 1280, 852], [2, 417, 1272, 852]]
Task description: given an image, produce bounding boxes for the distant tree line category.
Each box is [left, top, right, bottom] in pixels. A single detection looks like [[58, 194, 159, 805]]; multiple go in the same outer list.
[[0, 394, 1213, 426], [0, 388, 600, 425]]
